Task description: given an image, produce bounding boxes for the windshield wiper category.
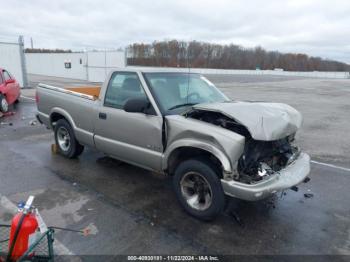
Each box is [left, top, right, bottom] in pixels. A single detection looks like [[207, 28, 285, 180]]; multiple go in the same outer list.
[[168, 103, 196, 111]]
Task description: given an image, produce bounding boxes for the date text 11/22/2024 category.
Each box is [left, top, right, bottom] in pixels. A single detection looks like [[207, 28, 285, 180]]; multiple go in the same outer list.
[[127, 255, 219, 261]]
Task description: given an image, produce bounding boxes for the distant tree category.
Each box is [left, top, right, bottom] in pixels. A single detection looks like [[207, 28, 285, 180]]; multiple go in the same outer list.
[[25, 48, 73, 53], [126, 40, 350, 72]]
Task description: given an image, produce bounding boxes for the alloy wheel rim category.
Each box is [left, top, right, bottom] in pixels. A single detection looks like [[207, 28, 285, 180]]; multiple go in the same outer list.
[[57, 127, 71, 151], [180, 172, 213, 211]]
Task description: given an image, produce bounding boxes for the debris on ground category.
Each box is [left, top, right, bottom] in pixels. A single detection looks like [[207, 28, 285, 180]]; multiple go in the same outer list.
[[229, 210, 244, 227], [208, 225, 223, 235], [304, 193, 314, 198], [280, 191, 287, 199], [2, 111, 15, 117], [29, 120, 38, 126], [266, 197, 277, 209], [82, 223, 98, 236], [152, 210, 158, 219], [290, 186, 299, 192], [304, 188, 314, 198], [0, 122, 13, 126], [303, 177, 311, 183]]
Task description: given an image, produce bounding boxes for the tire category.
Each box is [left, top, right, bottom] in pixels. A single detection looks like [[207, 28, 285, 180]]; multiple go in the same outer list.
[[173, 157, 226, 221], [0, 94, 9, 113], [54, 119, 84, 158]]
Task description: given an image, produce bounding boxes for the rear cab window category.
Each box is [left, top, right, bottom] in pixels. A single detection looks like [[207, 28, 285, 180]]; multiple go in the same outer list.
[[104, 72, 147, 110]]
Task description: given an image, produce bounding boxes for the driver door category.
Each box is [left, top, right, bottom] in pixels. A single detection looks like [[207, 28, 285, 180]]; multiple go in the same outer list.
[[94, 71, 163, 171], [2, 70, 17, 104]]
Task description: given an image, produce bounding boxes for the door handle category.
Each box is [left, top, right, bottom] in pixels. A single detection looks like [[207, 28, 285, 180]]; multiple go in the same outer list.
[[99, 112, 107, 119]]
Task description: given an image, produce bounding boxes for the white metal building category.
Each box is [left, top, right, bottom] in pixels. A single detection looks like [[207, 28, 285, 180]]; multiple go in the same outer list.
[[86, 51, 127, 82], [26, 50, 126, 82], [26, 52, 87, 80], [0, 36, 27, 87]]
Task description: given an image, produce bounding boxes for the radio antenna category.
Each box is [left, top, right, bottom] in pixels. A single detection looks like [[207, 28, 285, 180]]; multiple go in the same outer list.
[[186, 42, 190, 104]]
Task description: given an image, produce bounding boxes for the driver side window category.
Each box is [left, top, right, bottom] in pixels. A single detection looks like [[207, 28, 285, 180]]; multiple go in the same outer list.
[[104, 72, 147, 110]]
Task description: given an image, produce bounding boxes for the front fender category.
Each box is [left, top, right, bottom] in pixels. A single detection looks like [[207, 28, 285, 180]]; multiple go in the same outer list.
[[163, 138, 232, 174]]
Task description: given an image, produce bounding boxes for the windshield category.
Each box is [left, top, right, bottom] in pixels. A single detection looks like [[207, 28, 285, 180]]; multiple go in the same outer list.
[[144, 73, 230, 114]]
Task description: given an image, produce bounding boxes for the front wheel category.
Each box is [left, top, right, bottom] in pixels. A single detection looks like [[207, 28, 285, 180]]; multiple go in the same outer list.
[[54, 119, 84, 158], [0, 94, 9, 113], [173, 157, 226, 221]]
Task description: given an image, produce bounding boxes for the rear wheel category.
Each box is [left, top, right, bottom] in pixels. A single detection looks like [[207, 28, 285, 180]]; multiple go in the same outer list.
[[173, 157, 226, 221], [54, 119, 84, 158], [0, 94, 9, 113]]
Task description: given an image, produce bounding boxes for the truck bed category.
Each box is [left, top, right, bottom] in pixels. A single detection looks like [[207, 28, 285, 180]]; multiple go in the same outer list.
[[36, 83, 99, 147], [65, 86, 101, 99], [38, 84, 101, 101]]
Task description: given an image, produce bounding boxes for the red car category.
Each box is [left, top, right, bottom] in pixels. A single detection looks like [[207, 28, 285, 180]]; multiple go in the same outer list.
[[0, 68, 21, 112]]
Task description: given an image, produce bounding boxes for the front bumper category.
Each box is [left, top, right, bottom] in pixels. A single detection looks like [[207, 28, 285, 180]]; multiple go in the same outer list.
[[221, 152, 311, 201]]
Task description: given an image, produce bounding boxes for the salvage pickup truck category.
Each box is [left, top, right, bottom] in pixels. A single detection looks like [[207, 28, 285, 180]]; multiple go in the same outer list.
[[36, 69, 310, 220]]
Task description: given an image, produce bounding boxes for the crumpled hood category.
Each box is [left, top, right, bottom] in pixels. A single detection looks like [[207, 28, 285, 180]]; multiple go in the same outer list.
[[193, 101, 302, 141]]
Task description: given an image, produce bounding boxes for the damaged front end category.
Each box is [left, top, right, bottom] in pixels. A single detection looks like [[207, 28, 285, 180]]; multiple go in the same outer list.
[[237, 135, 300, 184], [186, 103, 311, 200]]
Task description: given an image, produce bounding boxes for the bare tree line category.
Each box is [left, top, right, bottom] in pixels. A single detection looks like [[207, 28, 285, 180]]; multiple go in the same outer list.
[[127, 40, 350, 72], [25, 48, 73, 53]]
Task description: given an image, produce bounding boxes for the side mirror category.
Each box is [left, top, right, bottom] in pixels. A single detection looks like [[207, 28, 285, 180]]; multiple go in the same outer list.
[[124, 97, 151, 114]]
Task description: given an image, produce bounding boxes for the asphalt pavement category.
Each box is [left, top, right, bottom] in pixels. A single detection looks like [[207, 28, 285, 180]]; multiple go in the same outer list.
[[0, 74, 349, 258]]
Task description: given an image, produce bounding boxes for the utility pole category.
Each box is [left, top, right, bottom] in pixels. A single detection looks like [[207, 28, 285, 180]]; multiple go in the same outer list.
[[104, 48, 107, 78], [30, 37, 33, 49], [18, 35, 28, 88]]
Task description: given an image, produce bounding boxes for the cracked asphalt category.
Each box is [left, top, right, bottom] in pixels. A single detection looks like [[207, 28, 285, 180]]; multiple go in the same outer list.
[[0, 74, 349, 257]]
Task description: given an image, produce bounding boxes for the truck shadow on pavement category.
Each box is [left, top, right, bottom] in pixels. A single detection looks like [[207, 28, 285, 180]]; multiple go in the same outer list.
[[45, 151, 320, 254]]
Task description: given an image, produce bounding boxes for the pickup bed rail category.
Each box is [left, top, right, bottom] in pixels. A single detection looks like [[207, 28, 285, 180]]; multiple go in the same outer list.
[[38, 84, 97, 101]]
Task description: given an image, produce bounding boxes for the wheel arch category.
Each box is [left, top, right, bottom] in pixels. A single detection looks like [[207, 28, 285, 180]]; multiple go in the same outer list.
[[50, 108, 76, 130], [163, 140, 232, 177]]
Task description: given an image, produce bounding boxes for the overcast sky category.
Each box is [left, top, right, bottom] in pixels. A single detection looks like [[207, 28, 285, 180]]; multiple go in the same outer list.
[[1, 0, 349, 63]]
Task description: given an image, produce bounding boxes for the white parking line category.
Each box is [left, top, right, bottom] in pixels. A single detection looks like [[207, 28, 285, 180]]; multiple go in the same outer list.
[[20, 95, 35, 101], [311, 160, 350, 173], [0, 194, 76, 256]]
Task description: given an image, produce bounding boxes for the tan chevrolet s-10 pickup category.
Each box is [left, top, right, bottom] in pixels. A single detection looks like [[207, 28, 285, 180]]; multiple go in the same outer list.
[[36, 68, 310, 220]]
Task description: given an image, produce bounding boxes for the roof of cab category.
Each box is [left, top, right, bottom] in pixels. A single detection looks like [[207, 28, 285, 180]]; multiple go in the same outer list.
[[111, 67, 200, 74]]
